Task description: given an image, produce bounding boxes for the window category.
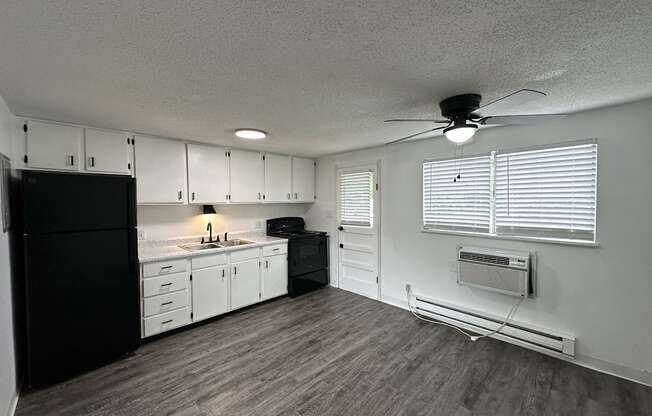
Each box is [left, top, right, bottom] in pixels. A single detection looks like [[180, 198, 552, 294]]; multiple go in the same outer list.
[[423, 155, 492, 233], [338, 169, 374, 227], [422, 140, 598, 244]]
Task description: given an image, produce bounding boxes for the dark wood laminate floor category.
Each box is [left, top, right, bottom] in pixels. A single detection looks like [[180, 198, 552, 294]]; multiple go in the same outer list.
[[16, 287, 651, 416]]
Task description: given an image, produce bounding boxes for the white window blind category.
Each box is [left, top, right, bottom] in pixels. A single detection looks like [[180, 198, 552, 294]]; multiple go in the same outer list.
[[423, 155, 491, 233], [495, 141, 597, 242], [339, 170, 374, 227]]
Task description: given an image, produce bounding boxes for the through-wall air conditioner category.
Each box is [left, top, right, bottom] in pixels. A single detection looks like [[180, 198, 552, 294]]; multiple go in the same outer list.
[[457, 246, 535, 297]]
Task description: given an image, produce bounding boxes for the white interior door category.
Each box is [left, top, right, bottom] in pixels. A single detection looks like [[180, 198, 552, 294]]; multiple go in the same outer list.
[[337, 164, 379, 299], [187, 143, 228, 204]]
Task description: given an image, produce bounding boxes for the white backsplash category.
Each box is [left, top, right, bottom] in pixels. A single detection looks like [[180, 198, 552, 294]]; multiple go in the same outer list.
[[137, 203, 311, 240]]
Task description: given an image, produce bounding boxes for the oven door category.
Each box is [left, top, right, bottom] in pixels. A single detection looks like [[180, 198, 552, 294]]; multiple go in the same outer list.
[[288, 235, 328, 276]]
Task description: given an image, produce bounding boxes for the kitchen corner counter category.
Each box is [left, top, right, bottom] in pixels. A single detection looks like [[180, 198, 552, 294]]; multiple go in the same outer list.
[[138, 234, 287, 263]]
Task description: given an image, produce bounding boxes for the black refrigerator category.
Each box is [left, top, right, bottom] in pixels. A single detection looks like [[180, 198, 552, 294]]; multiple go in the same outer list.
[[11, 170, 140, 388]]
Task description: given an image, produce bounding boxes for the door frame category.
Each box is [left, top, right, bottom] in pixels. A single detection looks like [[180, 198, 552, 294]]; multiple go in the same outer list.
[[333, 159, 381, 299]]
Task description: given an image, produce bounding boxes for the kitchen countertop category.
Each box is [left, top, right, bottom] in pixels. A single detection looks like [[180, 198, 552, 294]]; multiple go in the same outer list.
[[138, 233, 287, 263]]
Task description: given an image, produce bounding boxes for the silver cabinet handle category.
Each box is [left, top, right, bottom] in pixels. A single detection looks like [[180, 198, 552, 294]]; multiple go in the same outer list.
[[160, 265, 173, 270], [68, 155, 75, 166], [178, 191, 183, 200], [234, 266, 237, 275], [265, 260, 269, 269], [191, 192, 195, 201], [160, 283, 172, 287], [287, 193, 291, 200], [222, 269, 225, 278], [161, 319, 173, 325], [257, 192, 261, 200], [88, 156, 95, 167], [294, 193, 298, 199], [272, 248, 280, 252], [161, 301, 173, 306]]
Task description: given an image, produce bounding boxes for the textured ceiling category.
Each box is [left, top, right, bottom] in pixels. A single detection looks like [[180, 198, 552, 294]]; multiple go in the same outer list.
[[1, 1, 651, 157]]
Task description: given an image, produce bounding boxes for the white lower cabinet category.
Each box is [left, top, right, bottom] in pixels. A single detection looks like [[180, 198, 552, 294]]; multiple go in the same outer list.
[[140, 242, 287, 338], [143, 308, 190, 337], [192, 265, 228, 322], [263, 254, 288, 300], [231, 259, 261, 309]]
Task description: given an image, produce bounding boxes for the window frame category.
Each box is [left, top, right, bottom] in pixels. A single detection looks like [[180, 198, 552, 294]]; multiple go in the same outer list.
[[421, 139, 599, 247], [337, 166, 376, 229]]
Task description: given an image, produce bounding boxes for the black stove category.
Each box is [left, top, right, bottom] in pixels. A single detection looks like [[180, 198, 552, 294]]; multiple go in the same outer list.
[[267, 217, 329, 297]]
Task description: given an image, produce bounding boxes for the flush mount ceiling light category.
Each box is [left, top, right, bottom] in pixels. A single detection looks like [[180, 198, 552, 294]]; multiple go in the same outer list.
[[443, 123, 478, 144], [235, 128, 267, 140]]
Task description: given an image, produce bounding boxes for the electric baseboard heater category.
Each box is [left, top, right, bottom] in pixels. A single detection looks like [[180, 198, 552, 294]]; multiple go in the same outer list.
[[413, 294, 576, 357]]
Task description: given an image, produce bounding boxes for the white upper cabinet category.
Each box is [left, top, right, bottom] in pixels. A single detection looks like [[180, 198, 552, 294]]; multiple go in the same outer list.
[[292, 157, 316, 202], [264, 154, 292, 203], [25, 120, 83, 171], [229, 149, 264, 203], [85, 128, 132, 175], [187, 143, 229, 204], [135, 136, 187, 204]]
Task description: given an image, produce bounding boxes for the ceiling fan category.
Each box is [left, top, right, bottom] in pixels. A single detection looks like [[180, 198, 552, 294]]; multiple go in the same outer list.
[[385, 89, 566, 145]]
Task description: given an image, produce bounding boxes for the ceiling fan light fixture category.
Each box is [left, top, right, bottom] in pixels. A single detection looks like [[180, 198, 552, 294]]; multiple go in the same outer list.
[[444, 123, 478, 144], [235, 128, 267, 140]]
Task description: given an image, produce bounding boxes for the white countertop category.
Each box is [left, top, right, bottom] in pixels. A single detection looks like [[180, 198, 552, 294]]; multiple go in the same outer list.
[[138, 233, 287, 263]]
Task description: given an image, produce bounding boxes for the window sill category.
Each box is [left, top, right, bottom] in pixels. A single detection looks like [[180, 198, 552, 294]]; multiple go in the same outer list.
[[421, 228, 600, 248]]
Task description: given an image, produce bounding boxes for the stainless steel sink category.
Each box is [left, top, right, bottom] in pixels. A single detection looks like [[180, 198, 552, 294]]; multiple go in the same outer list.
[[179, 242, 222, 251], [219, 239, 254, 247]]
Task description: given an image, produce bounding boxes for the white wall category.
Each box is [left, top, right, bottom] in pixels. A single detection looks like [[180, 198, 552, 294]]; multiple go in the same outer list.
[[306, 98, 652, 385], [137, 203, 312, 240], [0, 96, 18, 415]]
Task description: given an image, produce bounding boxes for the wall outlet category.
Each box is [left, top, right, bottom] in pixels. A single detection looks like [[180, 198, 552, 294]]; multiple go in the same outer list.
[[137, 229, 146, 240]]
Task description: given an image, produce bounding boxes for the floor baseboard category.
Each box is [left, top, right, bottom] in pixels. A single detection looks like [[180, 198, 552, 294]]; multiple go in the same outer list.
[[375, 289, 651, 387], [6, 391, 18, 416]]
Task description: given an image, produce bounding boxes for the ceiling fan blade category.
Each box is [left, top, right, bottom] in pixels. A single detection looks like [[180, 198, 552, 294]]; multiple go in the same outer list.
[[480, 114, 566, 125], [384, 118, 449, 123], [386, 125, 448, 145], [474, 89, 546, 117]]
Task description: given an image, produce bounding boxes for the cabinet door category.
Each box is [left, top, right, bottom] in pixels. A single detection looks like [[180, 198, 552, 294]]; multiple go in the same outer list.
[[263, 254, 288, 300], [26, 120, 82, 171], [187, 144, 228, 204], [229, 149, 263, 203], [192, 265, 228, 321], [85, 128, 131, 174], [264, 154, 292, 203], [134, 136, 187, 204], [291, 157, 315, 202], [231, 259, 260, 309]]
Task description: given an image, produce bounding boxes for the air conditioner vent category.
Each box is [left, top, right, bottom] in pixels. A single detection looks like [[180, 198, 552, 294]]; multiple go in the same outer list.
[[459, 251, 509, 266]]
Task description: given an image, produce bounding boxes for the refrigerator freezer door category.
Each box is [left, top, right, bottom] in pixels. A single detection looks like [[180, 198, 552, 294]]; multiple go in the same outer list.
[[22, 171, 135, 234]]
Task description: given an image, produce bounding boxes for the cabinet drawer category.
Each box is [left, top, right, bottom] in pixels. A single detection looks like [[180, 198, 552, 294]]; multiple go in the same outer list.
[[142, 290, 188, 317], [230, 247, 260, 263], [143, 307, 190, 337], [192, 253, 227, 270], [142, 272, 188, 297], [143, 259, 187, 277], [262, 244, 287, 257]]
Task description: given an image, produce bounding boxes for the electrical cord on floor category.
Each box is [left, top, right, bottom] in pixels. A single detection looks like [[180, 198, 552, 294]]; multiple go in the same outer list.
[[405, 284, 524, 342]]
